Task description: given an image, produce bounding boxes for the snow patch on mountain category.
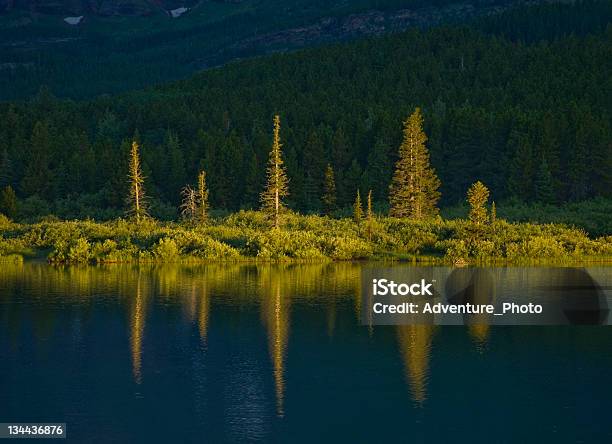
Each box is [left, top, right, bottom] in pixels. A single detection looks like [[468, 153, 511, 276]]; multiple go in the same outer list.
[[170, 7, 189, 18], [64, 16, 84, 25]]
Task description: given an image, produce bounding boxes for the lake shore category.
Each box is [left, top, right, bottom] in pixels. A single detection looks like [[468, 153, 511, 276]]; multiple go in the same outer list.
[[1, 211, 610, 265]]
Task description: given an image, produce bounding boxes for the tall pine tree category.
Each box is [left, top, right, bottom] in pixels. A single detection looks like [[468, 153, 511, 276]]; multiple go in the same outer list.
[[389, 108, 440, 219], [126, 141, 148, 222], [353, 190, 363, 224], [0, 148, 13, 189], [322, 164, 337, 216], [261, 115, 289, 229], [366, 190, 373, 241], [197, 170, 210, 223]]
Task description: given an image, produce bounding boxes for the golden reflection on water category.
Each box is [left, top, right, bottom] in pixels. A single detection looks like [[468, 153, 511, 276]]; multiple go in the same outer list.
[[130, 272, 146, 385], [260, 268, 290, 418], [397, 325, 436, 404], [0, 262, 514, 407]]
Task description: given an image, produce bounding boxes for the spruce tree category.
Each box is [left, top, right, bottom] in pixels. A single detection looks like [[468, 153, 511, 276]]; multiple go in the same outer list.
[[490, 201, 497, 224], [366, 190, 373, 241], [364, 139, 391, 201], [534, 157, 555, 204], [568, 122, 590, 201], [244, 151, 261, 208], [197, 170, 210, 223], [467, 181, 490, 226], [354, 189, 363, 224], [331, 127, 351, 205], [21, 121, 52, 199], [0, 185, 17, 219], [389, 108, 440, 219], [127, 141, 148, 223], [166, 132, 186, 204], [261, 115, 289, 229], [322, 164, 337, 216], [0, 148, 12, 189], [345, 159, 363, 204], [302, 130, 326, 211], [508, 130, 534, 201]]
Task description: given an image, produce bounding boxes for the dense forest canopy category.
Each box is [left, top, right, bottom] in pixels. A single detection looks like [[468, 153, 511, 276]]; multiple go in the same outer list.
[[0, 0, 572, 100], [0, 1, 610, 221]]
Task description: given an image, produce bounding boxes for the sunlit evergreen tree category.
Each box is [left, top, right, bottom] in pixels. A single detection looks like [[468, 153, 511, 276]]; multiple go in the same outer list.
[[389, 108, 440, 219], [197, 170, 210, 223], [366, 190, 373, 241], [127, 141, 148, 222], [322, 164, 337, 216], [261, 116, 289, 228], [354, 189, 363, 223], [467, 181, 490, 226]]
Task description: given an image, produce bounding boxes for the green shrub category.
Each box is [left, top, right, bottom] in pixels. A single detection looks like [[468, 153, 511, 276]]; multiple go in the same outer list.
[[1, 211, 609, 264], [152, 237, 180, 261]]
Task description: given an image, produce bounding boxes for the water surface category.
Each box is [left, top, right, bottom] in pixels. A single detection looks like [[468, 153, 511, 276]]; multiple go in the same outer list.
[[1, 263, 611, 443]]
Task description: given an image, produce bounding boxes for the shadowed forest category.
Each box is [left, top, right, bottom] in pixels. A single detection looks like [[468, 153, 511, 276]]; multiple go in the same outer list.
[[0, 1, 611, 263]]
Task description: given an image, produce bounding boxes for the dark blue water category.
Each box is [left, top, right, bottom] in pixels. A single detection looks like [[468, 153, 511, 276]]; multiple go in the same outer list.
[[1, 263, 611, 443]]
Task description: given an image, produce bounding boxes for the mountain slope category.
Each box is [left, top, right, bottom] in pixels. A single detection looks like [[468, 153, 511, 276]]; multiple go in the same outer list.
[[0, 0, 527, 99]]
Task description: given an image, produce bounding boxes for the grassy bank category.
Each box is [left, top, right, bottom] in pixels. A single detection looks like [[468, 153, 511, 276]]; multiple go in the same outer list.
[[0, 211, 610, 265]]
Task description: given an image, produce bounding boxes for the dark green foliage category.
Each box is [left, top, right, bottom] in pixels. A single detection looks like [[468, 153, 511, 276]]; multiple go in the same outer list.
[[197, 171, 210, 223], [364, 139, 392, 202], [322, 164, 337, 216], [0, 185, 18, 219], [244, 150, 262, 209], [0, 2, 609, 218], [301, 130, 326, 212], [166, 132, 187, 205], [534, 158, 555, 204], [20, 121, 52, 200], [0, 149, 13, 189], [507, 129, 534, 201]]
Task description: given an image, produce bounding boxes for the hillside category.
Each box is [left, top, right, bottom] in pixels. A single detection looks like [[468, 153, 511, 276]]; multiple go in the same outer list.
[[0, 0, 531, 99], [0, 1, 610, 227]]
